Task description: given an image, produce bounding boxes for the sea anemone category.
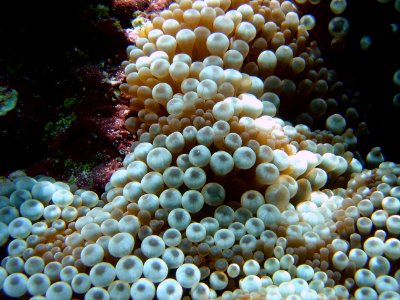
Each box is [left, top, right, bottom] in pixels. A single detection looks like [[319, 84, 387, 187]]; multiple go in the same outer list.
[[0, 0, 399, 299]]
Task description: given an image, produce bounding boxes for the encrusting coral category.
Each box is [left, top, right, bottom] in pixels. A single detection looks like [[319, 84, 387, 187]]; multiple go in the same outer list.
[[0, 0, 399, 299]]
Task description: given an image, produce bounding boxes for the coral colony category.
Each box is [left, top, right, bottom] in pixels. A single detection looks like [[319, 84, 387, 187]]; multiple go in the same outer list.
[[1, 0, 399, 299]]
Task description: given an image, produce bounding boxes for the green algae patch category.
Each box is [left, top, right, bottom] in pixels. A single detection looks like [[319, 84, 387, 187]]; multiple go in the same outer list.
[[0, 87, 18, 116]]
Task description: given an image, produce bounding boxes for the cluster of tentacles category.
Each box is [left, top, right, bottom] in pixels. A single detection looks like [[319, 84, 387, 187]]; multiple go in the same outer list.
[[0, 0, 399, 299]]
